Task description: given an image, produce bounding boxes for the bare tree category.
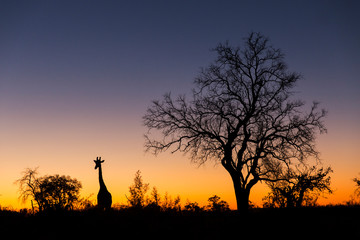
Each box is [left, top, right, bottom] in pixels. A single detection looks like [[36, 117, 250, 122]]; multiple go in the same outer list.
[[15, 168, 42, 212], [263, 165, 332, 208], [143, 32, 327, 212]]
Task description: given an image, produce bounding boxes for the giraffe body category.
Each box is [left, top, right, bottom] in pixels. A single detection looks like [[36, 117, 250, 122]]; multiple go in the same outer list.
[[94, 157, 112, 210]]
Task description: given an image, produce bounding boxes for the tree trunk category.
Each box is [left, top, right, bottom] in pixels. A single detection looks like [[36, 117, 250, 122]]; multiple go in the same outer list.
[[296, 189, 305, 208], [236, 188, 250, 213], [230, 173, 250, 213]]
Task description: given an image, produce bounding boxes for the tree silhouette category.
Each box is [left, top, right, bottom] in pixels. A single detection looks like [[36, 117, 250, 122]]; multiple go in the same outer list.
[[126, 170, 149, 208], [148, 186, 161, 207], [16, 168, 82, 212], [143, 32, 327, 213], [161, 192, 181, 211], [184, 200, 203, 212], [207, 195, 230, 212], [36, 175, 82, 211], [263, 165, 332, 208], [15, 168, 42, 212], [353, 175, 360, 199]]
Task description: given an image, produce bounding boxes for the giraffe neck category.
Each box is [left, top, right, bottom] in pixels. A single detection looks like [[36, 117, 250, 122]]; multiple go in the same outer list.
[[98, 165, 107, 190]]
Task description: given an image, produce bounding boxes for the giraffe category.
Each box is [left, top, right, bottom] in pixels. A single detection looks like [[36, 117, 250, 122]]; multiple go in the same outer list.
[[94, 156, 112, 210]]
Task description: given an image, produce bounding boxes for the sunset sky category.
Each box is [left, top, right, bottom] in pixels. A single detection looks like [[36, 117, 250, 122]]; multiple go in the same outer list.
[[1, 0, 359, 209]]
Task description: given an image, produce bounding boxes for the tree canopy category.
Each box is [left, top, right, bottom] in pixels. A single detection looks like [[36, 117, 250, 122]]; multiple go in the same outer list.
[[16, 168, 82, 212], [144, 32, 327, 212]]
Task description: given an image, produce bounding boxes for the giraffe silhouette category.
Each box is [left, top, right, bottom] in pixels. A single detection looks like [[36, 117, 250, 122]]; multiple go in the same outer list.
[[94, 156, 112, 210]]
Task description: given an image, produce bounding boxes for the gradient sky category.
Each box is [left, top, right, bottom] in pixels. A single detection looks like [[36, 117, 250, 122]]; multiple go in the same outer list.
[[1, 0, 359, 209]]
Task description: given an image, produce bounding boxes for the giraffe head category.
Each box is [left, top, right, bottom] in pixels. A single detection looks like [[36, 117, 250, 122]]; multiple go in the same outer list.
[[94, 156, 105, 169]]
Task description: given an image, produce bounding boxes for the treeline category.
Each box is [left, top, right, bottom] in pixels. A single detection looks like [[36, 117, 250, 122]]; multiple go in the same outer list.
[[11, 167, 360, 214], [122, 170, 230, 213], [13, 168, 230, 214]]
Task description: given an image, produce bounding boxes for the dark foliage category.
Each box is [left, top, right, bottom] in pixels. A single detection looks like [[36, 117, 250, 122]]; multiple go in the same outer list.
[[207, 195, 230, 212], [15, 168, 82, 212], [126, 170, 149, 208], [184, 200, 204, 212], [353, 175, 360, 198], [36, 175, 82, 211], [263, 165, 333, 208]]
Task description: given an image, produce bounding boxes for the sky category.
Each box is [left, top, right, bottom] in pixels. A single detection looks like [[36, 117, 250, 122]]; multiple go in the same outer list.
[[0, 0, 359, 209]]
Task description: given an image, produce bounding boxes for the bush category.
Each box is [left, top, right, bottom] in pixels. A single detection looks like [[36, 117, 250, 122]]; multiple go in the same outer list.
[[126, 170, 149, 209], [206, 195, 230, 212]]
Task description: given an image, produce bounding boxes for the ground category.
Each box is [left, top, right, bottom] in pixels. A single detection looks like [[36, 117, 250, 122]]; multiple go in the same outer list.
[[0, 206, 359, 239]]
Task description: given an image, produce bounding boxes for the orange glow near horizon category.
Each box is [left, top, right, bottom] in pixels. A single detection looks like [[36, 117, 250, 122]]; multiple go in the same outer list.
[[1, 139, 359, 210], [0, 53, 358, 212], [1, 0, 359, 213]]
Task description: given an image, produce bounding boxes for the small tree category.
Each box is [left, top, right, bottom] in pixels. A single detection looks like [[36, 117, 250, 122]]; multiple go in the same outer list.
[[161, 192, 181, 211], [184, 200, 203, 212], [16, 168, 82, 212], [353, 175, 360, 199], [207, 195, 230, 212], [149, 187, 161, 205], [36, 175, 82, 211], [126, 170, 149, 208], [15, 168, 42, 212], [263, 165, 332, 208]]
